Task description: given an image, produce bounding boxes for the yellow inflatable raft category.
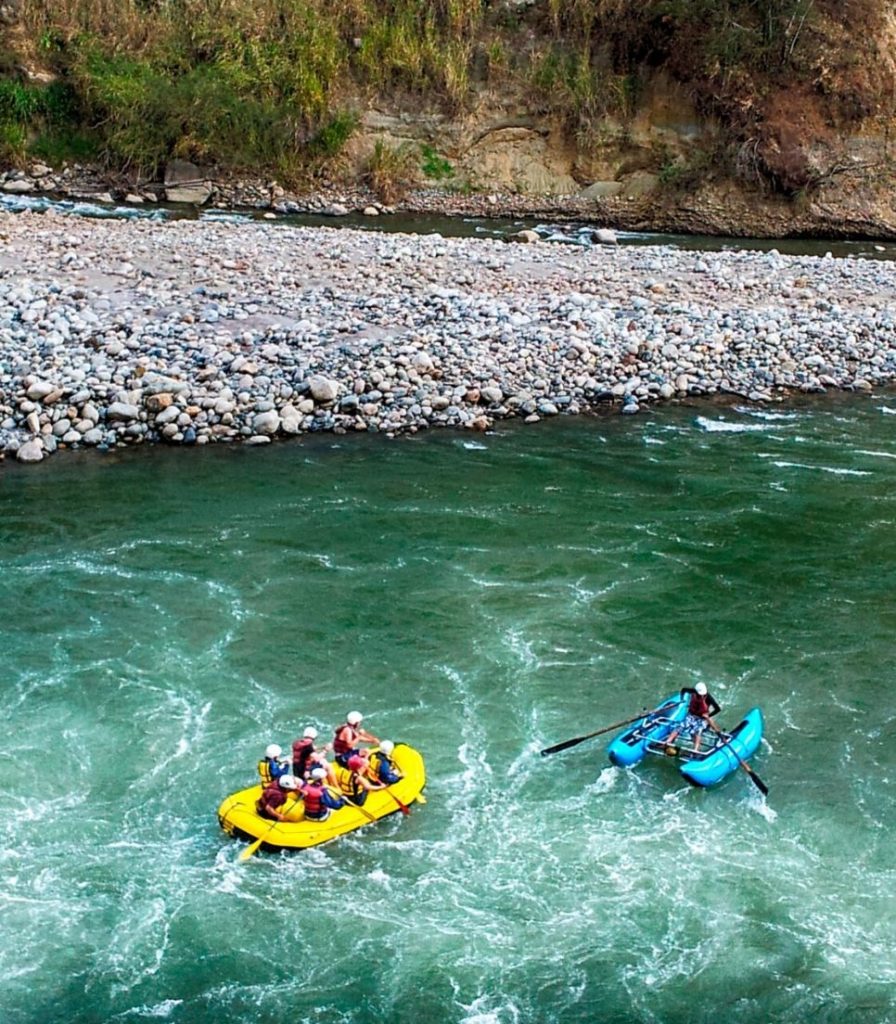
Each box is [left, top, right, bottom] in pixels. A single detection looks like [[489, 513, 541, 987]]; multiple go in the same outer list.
[[217, 743, 426, 852]]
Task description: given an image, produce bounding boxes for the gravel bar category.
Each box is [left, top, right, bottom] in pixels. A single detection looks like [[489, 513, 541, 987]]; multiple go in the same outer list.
[[2, 209, 895, 463]]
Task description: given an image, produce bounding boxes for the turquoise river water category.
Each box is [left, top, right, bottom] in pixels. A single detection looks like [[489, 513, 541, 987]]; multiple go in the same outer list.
[[1, 397, 895, 1024]]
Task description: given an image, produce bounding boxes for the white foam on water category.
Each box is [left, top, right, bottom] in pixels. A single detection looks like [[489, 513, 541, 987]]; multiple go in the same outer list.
[[747, 792, 778, 822], [878, 405, 896, 414], [695, 416, 779, 433], [854, 448, 896, 459], [462, 441, 488, 450], [200, 209, 252, 223], [466, 575, 508, 589], [760, 459, 871, 476], [501, 627, 539, 670], [458, 997, 520, 1024], [102, 895, 171, 998], [733, 406, 800, 421], [113, 999, 183, 1019], [592, 765, 620, 793]]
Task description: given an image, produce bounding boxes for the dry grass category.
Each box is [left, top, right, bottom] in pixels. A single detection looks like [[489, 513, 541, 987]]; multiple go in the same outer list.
[[6, 0, 890, 196]]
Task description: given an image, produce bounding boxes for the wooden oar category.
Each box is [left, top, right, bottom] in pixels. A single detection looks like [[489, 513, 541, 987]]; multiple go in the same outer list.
[[707, 720, 769, 796], [540, 700, 678, 757]]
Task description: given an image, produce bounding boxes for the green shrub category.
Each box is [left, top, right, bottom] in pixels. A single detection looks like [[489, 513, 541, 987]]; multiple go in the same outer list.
[[0, 81, 42, 122], [0, 121, 28, 161], [7, 0, 827, 192], [0, 78, 84, 164], [307, 111, 359, 161], [30, 129, 98, 164], [420, 144, 453, 181]]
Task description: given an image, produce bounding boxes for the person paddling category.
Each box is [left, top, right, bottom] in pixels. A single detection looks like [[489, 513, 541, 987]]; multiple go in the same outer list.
[[333, 711, 380, 768], [339, 753, 387, 805], [257, 743, 290, 785], [291, 727, 320, 780], [256, 774, 304, 822], [302, 767, 346, 821], [665, 682, 721, 754], [368, 740, 403, 785]]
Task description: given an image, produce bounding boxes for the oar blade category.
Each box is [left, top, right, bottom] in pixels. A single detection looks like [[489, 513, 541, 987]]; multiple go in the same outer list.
[[239, 836, 265, 862], [540, 735, 590, 757], [748, 768, 769, 797], [393, 793, 411, 816]]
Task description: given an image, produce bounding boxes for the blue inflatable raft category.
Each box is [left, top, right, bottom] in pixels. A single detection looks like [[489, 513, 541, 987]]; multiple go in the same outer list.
[[607, 693, 765, 788]]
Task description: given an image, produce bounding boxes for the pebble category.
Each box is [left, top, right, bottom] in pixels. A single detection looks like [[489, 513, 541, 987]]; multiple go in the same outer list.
[[1, 208, 895, 464]]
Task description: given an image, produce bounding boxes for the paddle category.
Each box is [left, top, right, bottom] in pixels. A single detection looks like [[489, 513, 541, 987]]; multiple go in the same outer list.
[[239, 819, 280, 861], [384, 789, 411, 816], [328, 785, 377, 823], [707, 719, 769, 796], [540, 700, 678, 757], [370, 754, 410, 814]]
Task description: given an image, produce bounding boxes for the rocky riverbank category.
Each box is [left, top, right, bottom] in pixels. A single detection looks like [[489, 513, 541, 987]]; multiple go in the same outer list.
[[1, 206, 895, 464]]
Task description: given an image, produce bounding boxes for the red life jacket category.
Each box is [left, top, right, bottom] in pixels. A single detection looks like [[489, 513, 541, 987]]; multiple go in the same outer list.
[[292, 737, 314, 777], [256, 781, 287, 819], [689, 692, 710, 717], [303, 781, 325, 817], [333, 725, 358, 757]]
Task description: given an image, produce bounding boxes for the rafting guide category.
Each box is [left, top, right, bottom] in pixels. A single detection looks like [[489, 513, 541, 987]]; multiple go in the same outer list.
[[663, 682, 722, 755], [540, 686, 768, 796], [219, 709, 426, 857]]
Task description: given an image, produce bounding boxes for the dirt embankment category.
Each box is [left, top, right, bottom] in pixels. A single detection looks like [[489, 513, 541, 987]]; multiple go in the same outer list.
[[4, 1, 896, 238]]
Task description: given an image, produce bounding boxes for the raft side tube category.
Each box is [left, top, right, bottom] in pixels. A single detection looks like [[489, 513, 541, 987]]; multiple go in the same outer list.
[[679, 708, 764, 788]]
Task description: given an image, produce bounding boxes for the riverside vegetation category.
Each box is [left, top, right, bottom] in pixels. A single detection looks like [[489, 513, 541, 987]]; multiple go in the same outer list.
[[2, 0, 895, 214], [3, 2, 896, 466]]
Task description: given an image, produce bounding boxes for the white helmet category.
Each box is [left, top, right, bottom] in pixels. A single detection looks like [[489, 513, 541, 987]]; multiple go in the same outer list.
[[310, 767, 327, 780], [379, 740, 395, 755], [695, 682, 708, 696], [279, 774, 298, 790], [303, 727, 318, 739], [346, 711, 363, 726], [265, 743, 282, 759]]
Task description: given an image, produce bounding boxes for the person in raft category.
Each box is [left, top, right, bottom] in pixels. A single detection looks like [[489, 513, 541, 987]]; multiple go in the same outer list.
[[257, 743, 290, 786], [308, 745, 340, 790], [256, 774, 304, 822], [665, 682, 721, 754], [368, 740, 403, 785], [302, 767, 346, 821], [341, 753, 387, 805], [291, 727, 320, 780], [332, 711, 380, 768]]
